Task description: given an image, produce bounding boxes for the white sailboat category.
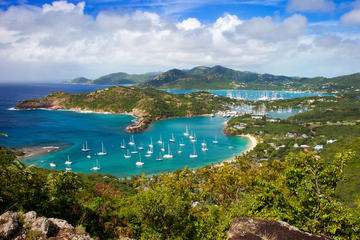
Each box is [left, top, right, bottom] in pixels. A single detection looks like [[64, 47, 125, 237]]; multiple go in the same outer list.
[[149, 138, 154, 148], [81, 141, 90, 152], [120, 139, 127, 149], [97, 142, 107, 156], [163, 144, 173, 159], [177, 146, 182, 154], [161, 142, 165, 152], [65, 155, 72, 165], [184, 125, 189, 136], [146, 147, 153, 154], [138, 145, 145, 150], [156, 153, 163, 161], [131, 145, 138, 154], [201, 139, 206, 147], [189, 131, 195, 139], [65, 167, 72, 171], [157, 135, 163, 144], [179, 138, 185, 147], [189, 144, 198, 158], [169, 133, 175, 142], [201, 143, 208, 151], [91, 159, 100, 171], [49, 163, 56, 168], [136, 154, 144, 166], [87, 154, 92, 159], [190, 133, 197, 142], [212, 136, 218, 144], [129, 135, 135, 146], [124, 149, 131, 158]]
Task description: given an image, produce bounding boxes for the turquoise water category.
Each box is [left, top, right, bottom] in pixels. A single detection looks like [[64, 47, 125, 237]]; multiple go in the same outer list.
[[23, 114, 247, 177], [0, 83, 321, 177]]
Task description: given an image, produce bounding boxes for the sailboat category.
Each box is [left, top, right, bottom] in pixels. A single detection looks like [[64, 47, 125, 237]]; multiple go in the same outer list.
[[157, 135, 163, 144], [189, 144, 198, 158], [131, 145, 138, 154], [129, 135, 135, 145], [65, 167, 72, 171], [161, 142, 165, 152], [97, 142, 107, 156], [201, 139, 206, 147], [49, 163, 56, 167], [146, 147, 153, 154], [190, 133, 197, 142], [163, 144, 173, 159], [189, 131, 195, 139], [149, 138, 154, 148], [156, 153, 163, 161], [65, 155, 72, 165], [91, 159, 100, 171], [136, 154, 144, 166], [169, 133, 175, 142], [138, 144, 145, 150], [179, 138, 185, 147], [87, 154, 92, 159], [81, 141, 90, 152], [184, 125, 189, 136], [212, 136, 218, 144], [201, 143, 208, 151], [120, 139, 127, 149], [177, 146, 182, 154], [124, 149, 131, 158]]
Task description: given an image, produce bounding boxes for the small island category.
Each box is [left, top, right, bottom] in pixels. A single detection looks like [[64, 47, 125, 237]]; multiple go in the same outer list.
[[15, 86, 238, 132]]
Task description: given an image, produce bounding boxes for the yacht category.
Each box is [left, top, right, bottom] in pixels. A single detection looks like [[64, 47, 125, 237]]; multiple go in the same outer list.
[[81, 141, 91, 152], [120, 139, 127, 149], [49, 163, 56, 168], [163, 144, 173, 159], [129, 135, 135, 146], [201, 143, 208, 151], [184, 125, 189, 136], [169, 133, 175, 143], [148, 138, 154, 148], [136, 154, 144, 166], [157, 136, 163, 144], [97, 142, 107, 156], [91, 159, 100, 171], [189, 144, 198, 158], [156, 153, 163, 161], [212, 136, 218, 144], [65, 155, 72, 165], [124, 149, 131, 158], [161, 142, 165, 152]]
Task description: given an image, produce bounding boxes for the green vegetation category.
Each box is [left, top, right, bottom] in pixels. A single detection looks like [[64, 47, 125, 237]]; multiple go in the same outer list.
[[139, 65, 360, 94], [1, 145, 359, 239], [15, 86, 237, 131], [226, 96, 360, 206], [66, 72, 158, 85]]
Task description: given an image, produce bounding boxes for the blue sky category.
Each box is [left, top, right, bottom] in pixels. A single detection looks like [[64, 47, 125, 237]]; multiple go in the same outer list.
[[0, 0, 359, 81]]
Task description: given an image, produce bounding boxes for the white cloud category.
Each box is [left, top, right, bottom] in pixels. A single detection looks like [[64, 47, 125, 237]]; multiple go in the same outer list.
[[287, 0, 335, 13], [43, 1, 85, 14], [177, 18, 202, 30], [0, 0, 359, 81], [341, 7, 360, 26]]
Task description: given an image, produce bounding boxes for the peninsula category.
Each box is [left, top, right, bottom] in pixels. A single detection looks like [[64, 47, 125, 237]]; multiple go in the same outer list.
[[14, 86, 238, 132]]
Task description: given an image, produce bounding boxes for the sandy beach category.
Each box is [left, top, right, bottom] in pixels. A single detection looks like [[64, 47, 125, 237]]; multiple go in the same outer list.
[[214, 134, 258, 167], [18, 145, 62, 159]]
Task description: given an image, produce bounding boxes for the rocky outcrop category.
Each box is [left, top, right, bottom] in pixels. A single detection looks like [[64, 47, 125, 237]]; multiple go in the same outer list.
[[125, 117, 152, 133], [14, 98, 55, 110], [227, 218, 334, 240], [0, 211, 92, 240]]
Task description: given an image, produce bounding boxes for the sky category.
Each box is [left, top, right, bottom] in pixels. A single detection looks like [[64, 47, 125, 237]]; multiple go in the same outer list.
[[0, 0, 360, 82]]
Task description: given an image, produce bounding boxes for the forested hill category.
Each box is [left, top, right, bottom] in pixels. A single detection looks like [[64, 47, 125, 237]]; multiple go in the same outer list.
[[65, 72, 158, 85], [14, 86, 236, 132], [139, 65, 360, 93]]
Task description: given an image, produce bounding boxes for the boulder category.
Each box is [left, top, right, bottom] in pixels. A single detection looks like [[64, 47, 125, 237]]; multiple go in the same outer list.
[[227, 218, 334, 240], [0, 212, 20, 239], [31, 217, 59, 237], [24, 211, 37, 224]]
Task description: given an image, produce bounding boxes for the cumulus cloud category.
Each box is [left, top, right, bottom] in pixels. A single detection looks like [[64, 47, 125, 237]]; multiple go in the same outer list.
[[287, 0, 335, 13], [0, 0, 359, 81], [341, 1, 360, 26]]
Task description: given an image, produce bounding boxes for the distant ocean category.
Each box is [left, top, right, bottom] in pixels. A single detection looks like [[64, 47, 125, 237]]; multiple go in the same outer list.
[[0, 83, 322, 177]]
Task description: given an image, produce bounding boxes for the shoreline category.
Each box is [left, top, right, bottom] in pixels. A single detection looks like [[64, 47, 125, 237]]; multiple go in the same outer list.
[[213, 134, 258, 167], [18, 145, 63, 159]]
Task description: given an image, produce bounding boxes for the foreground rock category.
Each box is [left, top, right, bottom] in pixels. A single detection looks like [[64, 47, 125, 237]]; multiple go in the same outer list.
[[0, 211, 92, 240], [227, 218, 334, 240]]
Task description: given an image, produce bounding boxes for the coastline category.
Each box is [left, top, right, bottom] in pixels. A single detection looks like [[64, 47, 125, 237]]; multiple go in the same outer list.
[[213, 134, 258, 167], [18, 145, 63, 159]]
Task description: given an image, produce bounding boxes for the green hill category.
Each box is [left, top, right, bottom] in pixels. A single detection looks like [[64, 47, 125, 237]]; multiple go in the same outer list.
[[66, 72, 158, 85], [14, 86, 236, 132], [139, 65, 360, 94]]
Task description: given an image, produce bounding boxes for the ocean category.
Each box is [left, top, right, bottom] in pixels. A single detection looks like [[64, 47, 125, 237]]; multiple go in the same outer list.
[[0, 83, 321, 177]]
